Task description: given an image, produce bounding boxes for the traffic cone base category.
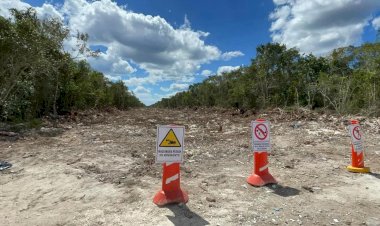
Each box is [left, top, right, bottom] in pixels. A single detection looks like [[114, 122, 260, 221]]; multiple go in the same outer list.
[[347, 165, 370, 173], [153, 163, 188, 206], [247, 150, 277, 187], [247, 173, 277, 187], [153, 188, 189, 206]]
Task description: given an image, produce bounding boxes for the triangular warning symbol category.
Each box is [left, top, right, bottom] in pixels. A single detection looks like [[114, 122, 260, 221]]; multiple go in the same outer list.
[[159, 129, 181, 147]]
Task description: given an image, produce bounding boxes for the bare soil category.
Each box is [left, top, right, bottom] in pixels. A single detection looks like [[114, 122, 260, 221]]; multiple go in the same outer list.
[[1, 108, 380, 226]]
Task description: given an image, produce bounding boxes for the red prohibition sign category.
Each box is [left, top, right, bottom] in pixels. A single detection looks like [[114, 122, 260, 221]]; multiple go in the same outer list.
[[254, 123, 268, 140], [352, 126, 361, 140]]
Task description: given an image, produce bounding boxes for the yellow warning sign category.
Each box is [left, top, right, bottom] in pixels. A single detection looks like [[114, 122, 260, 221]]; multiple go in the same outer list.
[[159, 129, 181, 147]]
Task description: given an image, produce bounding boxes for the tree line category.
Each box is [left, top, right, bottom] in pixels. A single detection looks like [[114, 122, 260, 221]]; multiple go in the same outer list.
[[0, 9, 144, 122], [154, 42, 380, 116]]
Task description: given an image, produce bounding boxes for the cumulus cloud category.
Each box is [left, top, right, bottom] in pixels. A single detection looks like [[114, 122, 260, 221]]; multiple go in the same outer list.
[[36, 3, 64, 20], [0, 0, 64, 20], [160, 83, 189, 92], [134, 90, 179, 106], [270, 0, 380, 55], [87, 46, 136, 76], [201, 69, 213, 77], [123, 76, 158, 87], [1, 0, 244, 89], [221, 51, 244, 60], [133, 86, 151, 94], [373, 17, 380, 30], [61, 0, 222, 81], [0, 0, 30, 18], [132, 92, 155, 106], [217, 66, 240, 75]]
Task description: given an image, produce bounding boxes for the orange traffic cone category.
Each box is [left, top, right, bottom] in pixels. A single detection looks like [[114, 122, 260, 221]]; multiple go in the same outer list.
[[347, 120, 370, 173], [247, 152, 277, 186], [247, 119, 277, 187], [153, 163, 188, 206]]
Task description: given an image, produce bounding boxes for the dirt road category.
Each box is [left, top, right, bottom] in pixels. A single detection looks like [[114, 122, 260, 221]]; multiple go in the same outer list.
[[1, 108, 380, 225]]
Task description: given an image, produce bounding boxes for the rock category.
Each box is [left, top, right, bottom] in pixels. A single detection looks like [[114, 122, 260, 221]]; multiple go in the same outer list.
[[39, 127, 64, 137], [184, 211, 193, 218], [0, 161, 12, 171], [285, 164, 294, 169], [0, 131, 19, 137], [218, 124, 223, 132], [183, 167, 192, 174], [334, 219, 339, 223], [206, 197, 216, 202], [291, 121, 302, 129], [366, 217, 380, 226]]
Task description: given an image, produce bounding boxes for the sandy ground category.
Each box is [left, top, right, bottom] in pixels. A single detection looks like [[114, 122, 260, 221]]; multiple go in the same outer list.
[[1, 108, 380, 226]]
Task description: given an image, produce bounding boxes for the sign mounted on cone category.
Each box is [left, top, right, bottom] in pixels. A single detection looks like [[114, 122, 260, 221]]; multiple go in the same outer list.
[[156, 125, 185, 163], [348, 124, 363, 152], [347, 120, 370, 173], [247, 119, 277, 186], [252, 120, 271, 152]]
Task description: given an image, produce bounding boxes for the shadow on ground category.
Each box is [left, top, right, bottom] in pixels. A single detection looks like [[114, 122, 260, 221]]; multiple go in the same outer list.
[[165, 204, 209, 226], [266, 184, 301, 197], [369, 172, 380, 179]]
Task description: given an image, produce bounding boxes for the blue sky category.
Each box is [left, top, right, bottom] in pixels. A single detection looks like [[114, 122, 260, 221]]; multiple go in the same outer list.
[[2, 0, 380, 105]]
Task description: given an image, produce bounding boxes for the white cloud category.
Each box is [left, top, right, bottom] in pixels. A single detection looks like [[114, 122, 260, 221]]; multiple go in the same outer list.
[[160, 83, 189, 92], [36, 3, 64, 20], [221, 51, 244, 60], [123, 76, 158, 87], [133, 90, 179, 106], [133, 92, 155, 106], [1, 0, 243, 89], [180, 14, 191, 30], [88, 47, 136, 76], [61, 0, 223, 80], [201, 69, 213, 77], [217, 66, 240, 75], [0, 0, 64, 20], [373, 17, 380, 30], [270, 0, 380, 55], [133, 86, 151, 94], [0, 0, 30, 18]]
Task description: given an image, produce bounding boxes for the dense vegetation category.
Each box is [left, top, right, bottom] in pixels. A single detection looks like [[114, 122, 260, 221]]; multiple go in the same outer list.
[[154, 42, 380, 116], [0, 9, 143, 122]]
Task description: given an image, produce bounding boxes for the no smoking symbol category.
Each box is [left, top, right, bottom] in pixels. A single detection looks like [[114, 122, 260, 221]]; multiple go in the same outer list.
[[352, 126, 361, 140], [255, 124, 268, 140]]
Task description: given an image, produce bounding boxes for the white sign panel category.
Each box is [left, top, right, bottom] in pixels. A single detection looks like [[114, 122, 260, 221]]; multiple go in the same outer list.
[[348, 124, 364, 153], [252, 120, 271, 152], [156, 125, 185, 163]]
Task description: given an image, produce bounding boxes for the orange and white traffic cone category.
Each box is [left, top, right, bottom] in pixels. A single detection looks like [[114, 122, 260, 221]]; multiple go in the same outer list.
[[247, 152, 277, 186], [153, 163, 188, 206], [347, 120, 370, 173], [247, 119, 277, 186]]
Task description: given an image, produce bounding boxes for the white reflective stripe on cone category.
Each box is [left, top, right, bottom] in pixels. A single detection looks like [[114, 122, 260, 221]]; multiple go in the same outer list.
[[165, 174, 179, 184], [259, 164, 268, 172]]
